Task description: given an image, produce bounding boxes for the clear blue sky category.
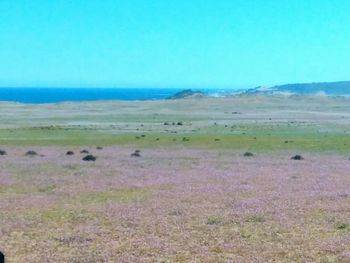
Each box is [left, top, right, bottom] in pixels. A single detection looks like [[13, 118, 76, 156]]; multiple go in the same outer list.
[[1, 0, 350, 88]]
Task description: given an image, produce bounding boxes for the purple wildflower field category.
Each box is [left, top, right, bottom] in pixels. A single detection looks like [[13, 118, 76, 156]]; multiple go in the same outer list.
[[1, 146, 350, 262]]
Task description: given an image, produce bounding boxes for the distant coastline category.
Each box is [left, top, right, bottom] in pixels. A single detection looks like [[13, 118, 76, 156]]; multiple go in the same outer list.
[[0, 87, 234, 104], [1, 80, 350, 103]]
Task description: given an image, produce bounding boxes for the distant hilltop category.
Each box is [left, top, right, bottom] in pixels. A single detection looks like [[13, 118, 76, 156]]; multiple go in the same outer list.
[[166, 89, 206, 99], [167, 81, 350, 100], [244, 81, 350, 96]]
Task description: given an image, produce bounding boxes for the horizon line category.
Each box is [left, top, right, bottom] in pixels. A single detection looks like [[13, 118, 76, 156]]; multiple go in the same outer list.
[[0, 85, 244, 90], [1, 80, 349, 90]]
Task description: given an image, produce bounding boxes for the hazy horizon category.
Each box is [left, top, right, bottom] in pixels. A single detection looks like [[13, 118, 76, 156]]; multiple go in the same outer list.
[[2, 80, 350, 90]]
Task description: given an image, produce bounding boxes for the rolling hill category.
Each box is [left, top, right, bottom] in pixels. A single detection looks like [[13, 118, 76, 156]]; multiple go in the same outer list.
[[244, 81, 350, 96]]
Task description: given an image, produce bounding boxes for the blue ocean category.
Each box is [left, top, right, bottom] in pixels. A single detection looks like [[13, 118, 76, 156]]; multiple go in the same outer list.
[[0, 88, 232, 104], [1, 85, 349, 104]]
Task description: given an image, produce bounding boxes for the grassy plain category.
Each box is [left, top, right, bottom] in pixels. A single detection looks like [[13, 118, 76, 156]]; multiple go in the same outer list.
[[1, 95, 350, 262]]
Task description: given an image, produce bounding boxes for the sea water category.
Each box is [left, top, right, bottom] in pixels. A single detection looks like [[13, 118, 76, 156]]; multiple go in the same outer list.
[[0, 87, 229, 104]]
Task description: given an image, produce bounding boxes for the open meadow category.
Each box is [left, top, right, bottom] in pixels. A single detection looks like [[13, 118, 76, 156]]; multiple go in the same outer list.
[[1, 95, 350, 262]]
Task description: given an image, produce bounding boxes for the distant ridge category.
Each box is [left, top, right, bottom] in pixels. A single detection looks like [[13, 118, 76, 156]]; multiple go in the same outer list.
[[166, 89, 205, 99], [244, 81, 350, 96]]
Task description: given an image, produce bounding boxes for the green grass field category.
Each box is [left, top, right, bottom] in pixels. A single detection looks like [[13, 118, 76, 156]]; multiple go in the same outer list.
[[0, 123, 349, 153]]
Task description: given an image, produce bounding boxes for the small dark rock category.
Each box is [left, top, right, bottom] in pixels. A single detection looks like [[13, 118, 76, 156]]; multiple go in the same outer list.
[[131, 150, 141, 157], [66, 151, 74, 156], [244, 152, 254, 157], [96, 146, 103, 150], [80, 150, 89, 154], [291, 155, 304, 160], [82, 155, 96, 161], [164, 122, 170, 125], [25, 150, 38, 156], [0, 150, 6, 155], [177, 122, 183, 126]]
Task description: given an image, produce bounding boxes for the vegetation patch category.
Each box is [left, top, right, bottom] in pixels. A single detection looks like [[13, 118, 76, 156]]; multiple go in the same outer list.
[[38, 184, 56, 193], [246, 215, 266, 223], [336, 222, 349, 230], [62, 164, 81, 171], [206, 216, 223, 225], [0, 184, 56, 195], [34, 209, 93, 223]]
